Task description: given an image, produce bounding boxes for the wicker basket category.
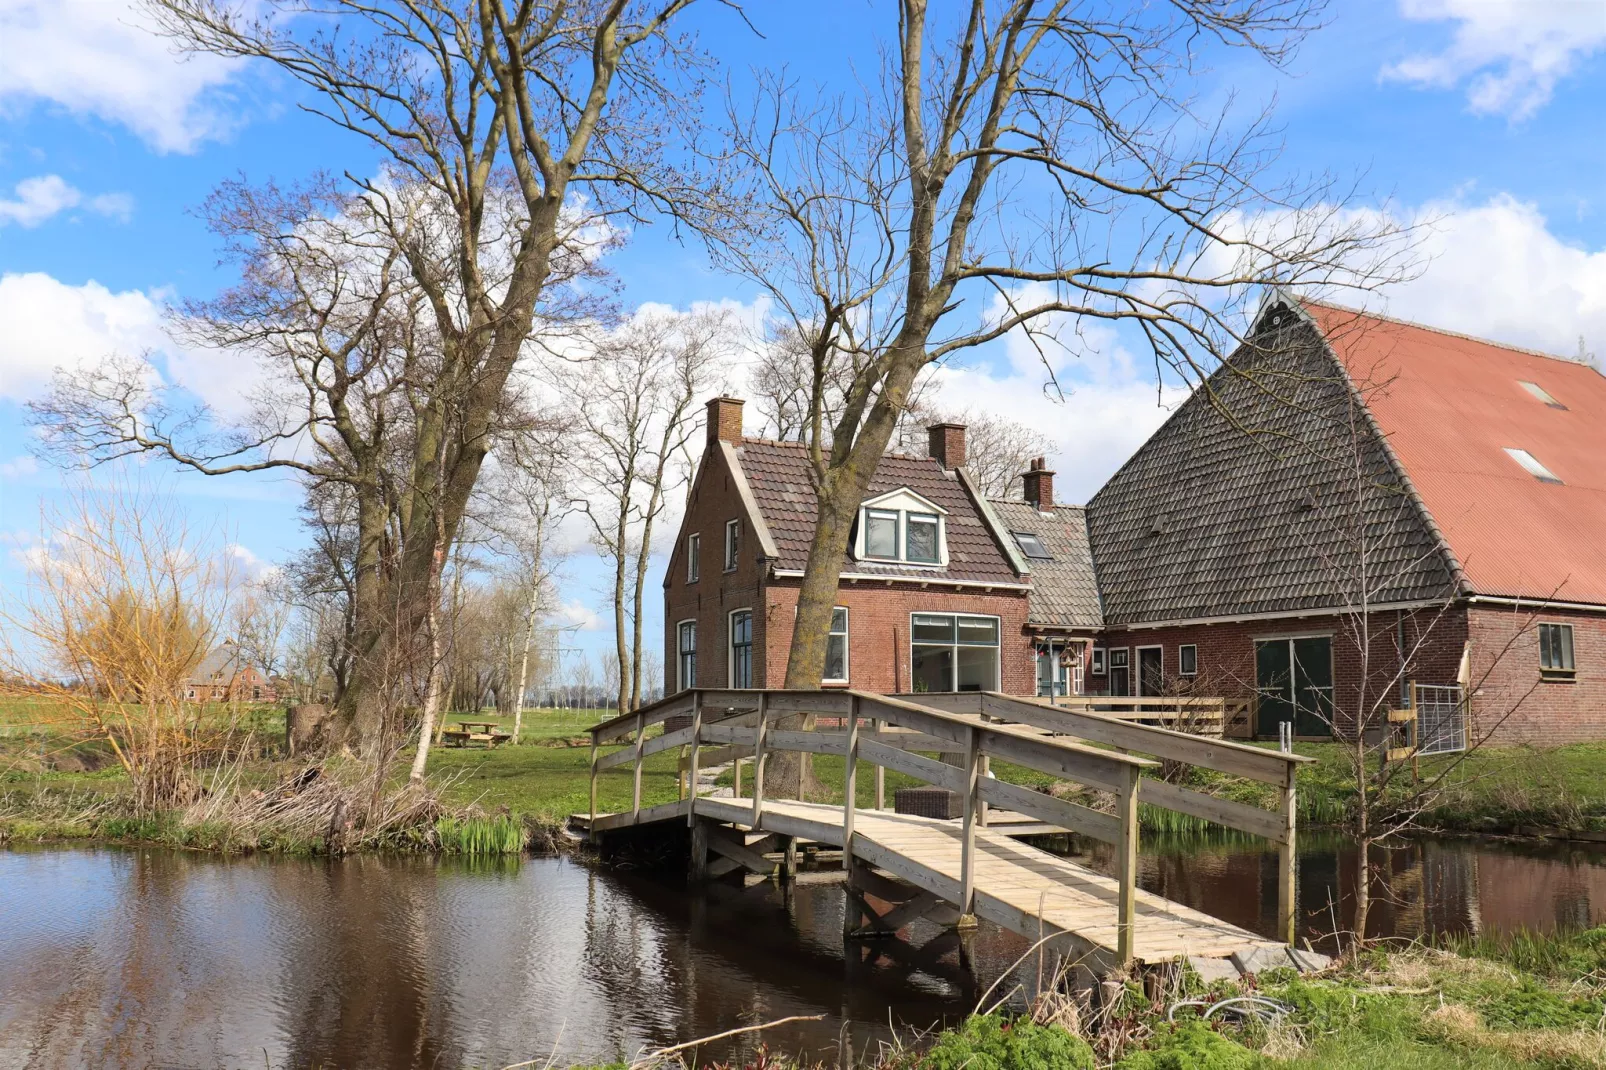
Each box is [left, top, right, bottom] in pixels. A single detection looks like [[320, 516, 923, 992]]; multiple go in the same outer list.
[[894, 786, 962, 820]]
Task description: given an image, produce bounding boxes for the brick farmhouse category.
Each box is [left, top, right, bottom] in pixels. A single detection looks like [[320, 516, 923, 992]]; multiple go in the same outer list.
[[664, 296, 1606, 745], [184, 641, 277, 704]]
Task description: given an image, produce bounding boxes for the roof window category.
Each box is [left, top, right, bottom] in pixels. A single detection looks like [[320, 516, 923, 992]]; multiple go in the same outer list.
[[1011, 531, 1053, 561], [1504, 448, 1563, 485], [1518, 381, 1567, 410]]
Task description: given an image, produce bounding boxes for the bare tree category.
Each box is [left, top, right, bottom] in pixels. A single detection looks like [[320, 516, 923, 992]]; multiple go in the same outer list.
[[32, 0, 716, 755], [707, 0, 1408, 796], [564, 307, 733, 715], [895, 404, 1053, 499]]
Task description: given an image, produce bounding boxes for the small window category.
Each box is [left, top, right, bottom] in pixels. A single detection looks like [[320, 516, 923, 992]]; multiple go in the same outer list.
[[1539, 623, 1575, 679], [1518, 381, 1567, 410], [729, 609, 753, 688], [686, 533, 701, 583], [1011, 531, 1053, 561], [865, 509, 899, 559], [677, 620, 697, 690], [1504, 448, 1562, 484], [1178, 644, 1197, 676], [906, 512, 940, 563], [724, 519, 740, 570], [824, 607, 849, 682], [1090, 647, 1107, 674]]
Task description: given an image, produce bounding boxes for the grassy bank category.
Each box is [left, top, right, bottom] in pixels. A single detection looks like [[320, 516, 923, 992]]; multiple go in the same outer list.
[[587, 929, 1606, 1070]]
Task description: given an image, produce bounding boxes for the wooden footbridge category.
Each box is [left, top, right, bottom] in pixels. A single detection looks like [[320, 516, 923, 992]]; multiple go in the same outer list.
[[575, 689, 1313, 976]]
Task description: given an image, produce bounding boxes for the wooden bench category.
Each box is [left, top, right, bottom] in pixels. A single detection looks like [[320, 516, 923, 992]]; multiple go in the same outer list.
[[442, 721, 512, 747]]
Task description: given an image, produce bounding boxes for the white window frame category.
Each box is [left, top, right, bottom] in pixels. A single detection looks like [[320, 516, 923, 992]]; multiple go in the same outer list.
[[1135, 644, 1165, 697], [723, 519, 740, 570], [1090, 647, 1107, 675], [1107, 646, 1132, 697], [908, 611, 1001, 692], [1178, 644, 1198, 677], [686, 532, 700, 583], [676, 619, 698, 691], [823, 606, 850, 683], [852, 488, 950, 566], [728, 607, 754, 688]]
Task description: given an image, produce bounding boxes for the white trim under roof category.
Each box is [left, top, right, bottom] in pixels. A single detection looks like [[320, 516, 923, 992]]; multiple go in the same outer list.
[[769, 568, 1031, 592], [960, 466, 1030, 577], [1468, 594, 1606, 614], [1103, 597, 1456, 631], [720, 440, 781, 560]]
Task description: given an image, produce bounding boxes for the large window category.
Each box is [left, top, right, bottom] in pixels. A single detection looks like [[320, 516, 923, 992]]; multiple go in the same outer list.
[[729, 609, 753, 688], [686, 532, 700, 583], [865, 509, 899, 558], [677, 620, 697, 690], [911, 613, 999, 692], [724, 519, 740, 570], [1540, 623, 1575, 679], [824, 607, 850, 682]]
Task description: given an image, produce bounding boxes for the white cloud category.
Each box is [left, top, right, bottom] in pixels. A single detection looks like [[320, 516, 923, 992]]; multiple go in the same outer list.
[[1374, 194, 1606, 359], [0, 174, 134, 227], [0, 272, 170, 402], [1383, 0, 1606, 120], [0, 455, 39, 479], [0, 0, 245, 153], [554, 598, 604, 632]]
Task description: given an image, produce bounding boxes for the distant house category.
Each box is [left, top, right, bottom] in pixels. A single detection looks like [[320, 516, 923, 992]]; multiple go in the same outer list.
[[1082, 296, 1606, 745], [663, 296, 1606, 746], [185, 642, 277, 704]]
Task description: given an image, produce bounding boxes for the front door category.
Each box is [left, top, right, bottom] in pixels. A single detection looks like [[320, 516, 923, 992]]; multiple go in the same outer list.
[[1036, 643, 1067, 698], [1107, 648, 1131, 697], [1255, 636, 1333, 737], [1138, 647, 1164, 697]]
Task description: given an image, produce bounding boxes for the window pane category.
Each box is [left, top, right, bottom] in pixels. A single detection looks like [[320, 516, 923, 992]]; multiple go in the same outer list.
[[906, 514, 939, 562], [911, 644, 953, 692], [1562, 626, 1575, 669], [1540, 625, 1553, 667], [825, 635, 847, 681], [956, 615, 998, 645], [865, 511, 898, 557], [831, 607, 848, 634], [1179, 645, 1197, 675], [1012, 531, 1051, 560], [956, 645, 997, 691], [911, 613, 955, 643]]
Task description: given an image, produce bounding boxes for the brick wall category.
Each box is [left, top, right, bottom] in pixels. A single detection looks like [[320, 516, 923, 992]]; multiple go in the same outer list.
[[760, 580, 1033, 693], [1094, 607, 1468, 739], [663, 445, 768, 691], [1467, 603, 1606, 745]]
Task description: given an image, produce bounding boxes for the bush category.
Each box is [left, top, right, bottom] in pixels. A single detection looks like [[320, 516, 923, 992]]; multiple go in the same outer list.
[[1116, 1020, 1256, 1070], [920, 1016, 1094, 1070]]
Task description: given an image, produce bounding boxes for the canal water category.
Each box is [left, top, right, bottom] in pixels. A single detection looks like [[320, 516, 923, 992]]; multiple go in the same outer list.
[[3, 834, 1606, 1069]]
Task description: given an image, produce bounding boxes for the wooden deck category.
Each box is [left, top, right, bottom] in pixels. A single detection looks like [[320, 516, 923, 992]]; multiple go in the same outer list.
[[582, 688, 1314, 975], [587, 794, 1283, 967]]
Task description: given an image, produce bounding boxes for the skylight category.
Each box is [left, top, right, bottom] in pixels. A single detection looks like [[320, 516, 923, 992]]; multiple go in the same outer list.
[[1504, 448, 1563, 485], [1011, 531, 1053, 561], [1518, 381, 1567, 410]]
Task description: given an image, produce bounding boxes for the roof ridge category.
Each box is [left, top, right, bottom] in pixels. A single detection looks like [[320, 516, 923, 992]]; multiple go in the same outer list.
[[1299, 297, 1595, 370]]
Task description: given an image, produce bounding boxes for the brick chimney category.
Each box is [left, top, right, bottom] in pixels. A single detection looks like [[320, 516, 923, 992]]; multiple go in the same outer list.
[[927, 422, 967, 470], [1023, 457, 1055, 510], [706, 396, 745, 450]]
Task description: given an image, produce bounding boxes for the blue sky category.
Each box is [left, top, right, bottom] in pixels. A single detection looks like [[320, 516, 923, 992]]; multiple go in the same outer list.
[[3, 0, 1606, 675]]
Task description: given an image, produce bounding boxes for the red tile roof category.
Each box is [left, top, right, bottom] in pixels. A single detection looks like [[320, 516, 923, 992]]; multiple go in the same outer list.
[[734, 438, 1022, 585], [1304, 300, 1606, 605]]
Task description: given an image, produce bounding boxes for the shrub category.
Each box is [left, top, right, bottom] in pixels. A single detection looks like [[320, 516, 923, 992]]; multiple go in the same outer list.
[[1116, 1020, 1256, 1070], [920, 1016, 1094, 1070]]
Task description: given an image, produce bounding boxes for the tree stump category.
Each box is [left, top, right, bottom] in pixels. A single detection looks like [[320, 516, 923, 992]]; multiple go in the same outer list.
[[286, 704, 331, 757]]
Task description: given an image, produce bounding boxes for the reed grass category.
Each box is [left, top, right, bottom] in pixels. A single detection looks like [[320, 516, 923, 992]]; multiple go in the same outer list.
[[434, 814, 526, 855]]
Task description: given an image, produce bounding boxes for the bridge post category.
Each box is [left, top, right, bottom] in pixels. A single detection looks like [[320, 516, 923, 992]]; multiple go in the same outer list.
[[751, 693, 768, 828], [686, 690, 703, 827], [1277, 762, 1298, 945], [1116, 765, 1141, 967], [873, 717, 885, 810], [690, 816, 709, 881], [842, 695, 861, 859], [631, 709, 645, 823], [588, 733, 598, 830], [959, 723, 980, 925]]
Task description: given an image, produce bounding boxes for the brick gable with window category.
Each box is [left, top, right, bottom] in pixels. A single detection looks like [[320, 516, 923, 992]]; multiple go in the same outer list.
[[663, 397, 1034, 695]]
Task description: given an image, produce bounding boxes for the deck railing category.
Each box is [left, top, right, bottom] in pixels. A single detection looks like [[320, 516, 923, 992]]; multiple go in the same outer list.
[[588, 687, 1308, 961]]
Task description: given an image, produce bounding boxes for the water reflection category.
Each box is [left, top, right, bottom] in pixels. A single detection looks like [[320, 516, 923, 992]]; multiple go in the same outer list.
[[3, 836, 1606, 1069]]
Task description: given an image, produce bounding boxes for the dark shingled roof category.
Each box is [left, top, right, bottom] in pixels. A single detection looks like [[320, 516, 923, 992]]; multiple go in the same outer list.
[[1085, 307, 1460, 626], [988, 500, 1103, 629], [735, 438, 1021, 584]]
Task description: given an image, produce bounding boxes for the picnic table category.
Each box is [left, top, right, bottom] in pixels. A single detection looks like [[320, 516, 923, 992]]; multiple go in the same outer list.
[[441, 720, 513, 747]]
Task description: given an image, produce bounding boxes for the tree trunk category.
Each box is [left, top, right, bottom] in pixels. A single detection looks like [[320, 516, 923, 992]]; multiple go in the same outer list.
[[512, 584, 539, 744], [409, 593, 444, 783], [1351, 835, 1372, 951]]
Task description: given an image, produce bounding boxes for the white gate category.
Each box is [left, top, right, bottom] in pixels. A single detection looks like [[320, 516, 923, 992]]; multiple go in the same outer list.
[[1414, 684, 1466, 756]]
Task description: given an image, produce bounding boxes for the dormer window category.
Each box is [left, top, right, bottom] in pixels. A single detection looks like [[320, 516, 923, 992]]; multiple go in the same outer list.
[[853, 488, 949, 565]]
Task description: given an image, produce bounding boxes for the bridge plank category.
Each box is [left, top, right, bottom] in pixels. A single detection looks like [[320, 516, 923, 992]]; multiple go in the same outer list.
[[1137, 779, 1287, 843], [979, 777, 1121, 844]]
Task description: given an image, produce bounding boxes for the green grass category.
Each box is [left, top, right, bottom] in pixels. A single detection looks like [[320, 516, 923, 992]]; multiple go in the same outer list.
[[433, 814, 526, 854]]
